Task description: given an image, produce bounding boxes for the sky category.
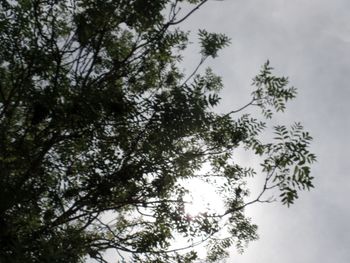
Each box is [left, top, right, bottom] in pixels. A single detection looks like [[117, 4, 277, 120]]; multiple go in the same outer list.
[[88, 1, 350, 262], [180, 0, 350, 262]]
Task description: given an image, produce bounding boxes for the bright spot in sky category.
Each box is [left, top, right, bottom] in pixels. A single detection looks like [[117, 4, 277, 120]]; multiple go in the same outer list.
[[183, 178, 224, 217]]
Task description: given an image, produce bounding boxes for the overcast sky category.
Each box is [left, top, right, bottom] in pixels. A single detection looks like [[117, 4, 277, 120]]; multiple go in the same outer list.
[[180, 0, 350, 262]]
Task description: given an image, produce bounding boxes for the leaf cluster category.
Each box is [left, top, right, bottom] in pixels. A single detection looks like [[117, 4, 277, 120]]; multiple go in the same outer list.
[[0, 1, 315, 262]]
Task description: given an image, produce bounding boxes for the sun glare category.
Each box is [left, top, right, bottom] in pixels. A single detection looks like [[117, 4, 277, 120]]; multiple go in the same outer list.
[[183, 178, 223, 217]]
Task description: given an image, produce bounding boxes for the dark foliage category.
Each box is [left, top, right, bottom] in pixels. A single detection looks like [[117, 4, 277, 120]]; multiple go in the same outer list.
[[0, 0, 315, 262]]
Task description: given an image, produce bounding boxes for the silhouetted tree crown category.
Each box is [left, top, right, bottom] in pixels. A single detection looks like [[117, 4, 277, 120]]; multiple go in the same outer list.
[[0, 0, 315, 262]]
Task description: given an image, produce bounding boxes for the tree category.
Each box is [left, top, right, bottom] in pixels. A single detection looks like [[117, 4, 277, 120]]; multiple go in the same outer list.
[[0, 0, 316, 262]]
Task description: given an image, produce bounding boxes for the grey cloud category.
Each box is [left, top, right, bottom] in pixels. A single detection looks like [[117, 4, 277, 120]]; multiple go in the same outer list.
[[183, 0, 350, 262]]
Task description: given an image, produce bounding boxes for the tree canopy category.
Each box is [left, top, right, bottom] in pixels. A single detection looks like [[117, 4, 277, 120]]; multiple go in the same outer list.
[[0, 0, 316, 262]]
